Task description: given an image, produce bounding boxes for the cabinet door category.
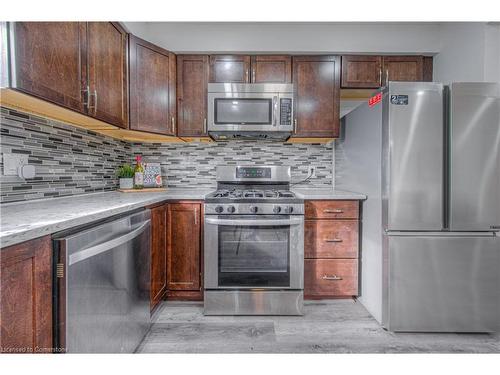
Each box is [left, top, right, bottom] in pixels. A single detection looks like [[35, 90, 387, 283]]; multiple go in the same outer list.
[[150, 204, 167, 311], [383, 56, 424, 83], [11, 22, 87, 113], [167, 203, 201, 291], [129, 35, 175, 135], [177, 55, 209, 137], [209, 55, 250, 83], [250, 55, 291, 83], [0, 236, 52, 353], [87, 22, 129, 128], [292, 56, 340, 137], [341, 55, 382, 88]]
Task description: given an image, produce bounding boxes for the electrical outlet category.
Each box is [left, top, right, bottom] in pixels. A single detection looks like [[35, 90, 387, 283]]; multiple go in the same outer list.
[[308, 166, 316, 178], [3, 153, 29, 176]]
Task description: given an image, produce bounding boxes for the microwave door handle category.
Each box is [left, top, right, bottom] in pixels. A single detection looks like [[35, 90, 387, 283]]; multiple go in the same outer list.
[[205, 217, 303, 226], [273, 96, 278, 126]]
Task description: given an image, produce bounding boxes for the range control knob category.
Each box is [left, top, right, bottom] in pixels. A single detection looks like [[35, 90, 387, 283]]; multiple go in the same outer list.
[[273, 206, 282, 214], [227, 206, 236, 213], [249, 206, 258, 214], [284, 206, 294, 214], [215, 206, 224, 213]]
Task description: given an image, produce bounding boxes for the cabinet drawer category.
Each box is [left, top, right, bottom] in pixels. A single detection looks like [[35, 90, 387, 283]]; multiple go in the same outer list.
[[305, 220, 358, 259], [305, 200, 359, 219], [304, 259, 358, 297]]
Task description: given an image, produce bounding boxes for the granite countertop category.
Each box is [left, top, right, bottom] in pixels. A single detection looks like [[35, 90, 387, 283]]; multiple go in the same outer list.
[[1, 186, 366, 249], [291, 188, 366, 200], [0, 188, 214, 248]]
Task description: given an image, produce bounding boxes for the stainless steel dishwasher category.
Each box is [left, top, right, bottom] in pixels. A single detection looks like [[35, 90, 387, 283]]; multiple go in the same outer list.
[[53, 209, 151, 353]]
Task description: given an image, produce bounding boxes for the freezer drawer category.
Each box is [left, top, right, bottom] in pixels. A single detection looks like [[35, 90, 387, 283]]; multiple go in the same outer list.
[[383, 233, 499, 332]]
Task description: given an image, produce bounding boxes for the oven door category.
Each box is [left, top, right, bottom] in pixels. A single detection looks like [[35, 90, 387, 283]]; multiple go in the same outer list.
[[204, 215, 304, 290], [208, 92, 292, 132]]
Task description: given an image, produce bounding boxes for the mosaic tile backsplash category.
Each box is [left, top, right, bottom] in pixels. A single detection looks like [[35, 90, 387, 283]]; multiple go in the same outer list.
[[132, 141, 334, 189], [0, 107, 335, 203]]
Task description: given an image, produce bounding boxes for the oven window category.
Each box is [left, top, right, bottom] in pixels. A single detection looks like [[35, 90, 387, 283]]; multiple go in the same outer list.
[[214, 98, 272, 125], [218, 225, 290, 287]]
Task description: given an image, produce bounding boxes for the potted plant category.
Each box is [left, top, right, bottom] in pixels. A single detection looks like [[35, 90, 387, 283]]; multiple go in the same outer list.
[[116, 164, 134, 190]]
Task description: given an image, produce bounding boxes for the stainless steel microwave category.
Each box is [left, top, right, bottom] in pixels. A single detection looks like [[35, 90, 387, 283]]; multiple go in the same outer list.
[[207, 83, 294, 141]]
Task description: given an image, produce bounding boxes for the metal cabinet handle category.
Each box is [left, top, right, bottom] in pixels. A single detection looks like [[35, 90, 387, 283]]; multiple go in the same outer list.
[[81, 85, 90, 108], [324, 209, 343, 213], [252, 69, 256, 82], [325, 239, 343, 243], [203, 118, 207, 134], [245, 69, 249, 82], [322, 275, 343, 281], [385, 69, 389, 86], [171, 117, 176, 134], [69, 220, 150, 266], [88, 89, 98, 115], [379, 67, 383, 86], [272, 96, 278, 126], [294, 119, 297, 134]]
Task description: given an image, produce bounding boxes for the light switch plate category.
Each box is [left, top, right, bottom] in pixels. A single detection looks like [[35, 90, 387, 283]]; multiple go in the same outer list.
[[3, 153, 29, 176]]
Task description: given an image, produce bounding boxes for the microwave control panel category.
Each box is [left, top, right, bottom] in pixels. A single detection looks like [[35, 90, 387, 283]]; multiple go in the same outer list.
[[280, 98, 293, 126]]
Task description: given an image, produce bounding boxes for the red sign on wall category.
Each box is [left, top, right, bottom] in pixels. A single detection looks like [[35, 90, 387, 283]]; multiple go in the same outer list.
[[368, 92, 382, 107]]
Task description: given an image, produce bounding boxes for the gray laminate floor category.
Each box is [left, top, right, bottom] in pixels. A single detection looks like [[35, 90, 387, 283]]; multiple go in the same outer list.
[[136, 300, 500, 353]]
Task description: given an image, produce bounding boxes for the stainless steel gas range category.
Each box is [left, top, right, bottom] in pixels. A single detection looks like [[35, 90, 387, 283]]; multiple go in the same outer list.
[[204, 165, 304, 315]]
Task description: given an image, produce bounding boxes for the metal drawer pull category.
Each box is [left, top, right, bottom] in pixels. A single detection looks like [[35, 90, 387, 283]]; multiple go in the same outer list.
[[324, 209, 343, 213], [325, 239, 343, 243], [322, 275, 343, 281]]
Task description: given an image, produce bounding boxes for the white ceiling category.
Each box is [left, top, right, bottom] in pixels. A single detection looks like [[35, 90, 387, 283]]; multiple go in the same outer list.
[[124, 22, 443, 54]]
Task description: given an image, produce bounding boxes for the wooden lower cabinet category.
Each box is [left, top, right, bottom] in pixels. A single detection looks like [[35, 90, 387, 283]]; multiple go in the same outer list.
[[304, 200, 360, 299], [166, 202, 203, 300], [304, 259, 358, 298], [150, 204, 167, 311], [0, 236, 53, 353]]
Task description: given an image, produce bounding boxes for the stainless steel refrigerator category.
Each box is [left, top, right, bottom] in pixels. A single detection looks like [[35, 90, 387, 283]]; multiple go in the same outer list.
[[339, 81, 500, 332]]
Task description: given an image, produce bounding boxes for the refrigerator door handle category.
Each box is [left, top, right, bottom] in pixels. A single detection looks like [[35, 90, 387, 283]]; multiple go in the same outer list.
[[385, 230, 496, 237]]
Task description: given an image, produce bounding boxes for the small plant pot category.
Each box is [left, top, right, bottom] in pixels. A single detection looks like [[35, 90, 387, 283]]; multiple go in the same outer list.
[[119, 178, 134, 190]]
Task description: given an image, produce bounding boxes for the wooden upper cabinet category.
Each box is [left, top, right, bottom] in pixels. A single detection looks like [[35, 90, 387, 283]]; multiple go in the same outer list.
[[341, 55, 382, 88], [292, 56, 341, 138], [0, 236, 53, 353], [251, 55, 292, 83], [150, 204, 167, 311], [423, 56, 433, 82], [87, 22, 129, 128], [11, 22, 87, 113], [383, 56, 424, 83], [209, 55, 250, 83], [167, 203, 202, 291], [177, 55, 209, 137], [129, 35, 176, 135]]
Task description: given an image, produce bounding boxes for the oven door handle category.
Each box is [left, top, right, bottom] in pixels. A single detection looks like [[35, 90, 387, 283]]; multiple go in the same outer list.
[[205, 217, 303, 226]]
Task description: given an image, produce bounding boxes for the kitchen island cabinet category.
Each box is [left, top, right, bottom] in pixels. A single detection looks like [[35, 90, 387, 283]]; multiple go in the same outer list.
[[0, 236, 53, 353]]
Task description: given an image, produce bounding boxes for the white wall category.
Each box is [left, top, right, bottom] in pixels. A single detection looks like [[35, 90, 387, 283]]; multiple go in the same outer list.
[[124, 22, 441, 54], [434, 23, 500, 84]]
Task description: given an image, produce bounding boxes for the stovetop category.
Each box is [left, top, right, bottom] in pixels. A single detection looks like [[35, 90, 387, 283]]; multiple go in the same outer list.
[[208, 189, 296, 200]]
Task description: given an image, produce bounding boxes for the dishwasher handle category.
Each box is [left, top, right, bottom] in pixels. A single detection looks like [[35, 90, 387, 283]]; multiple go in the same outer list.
[[68, 220, 150, 266]]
